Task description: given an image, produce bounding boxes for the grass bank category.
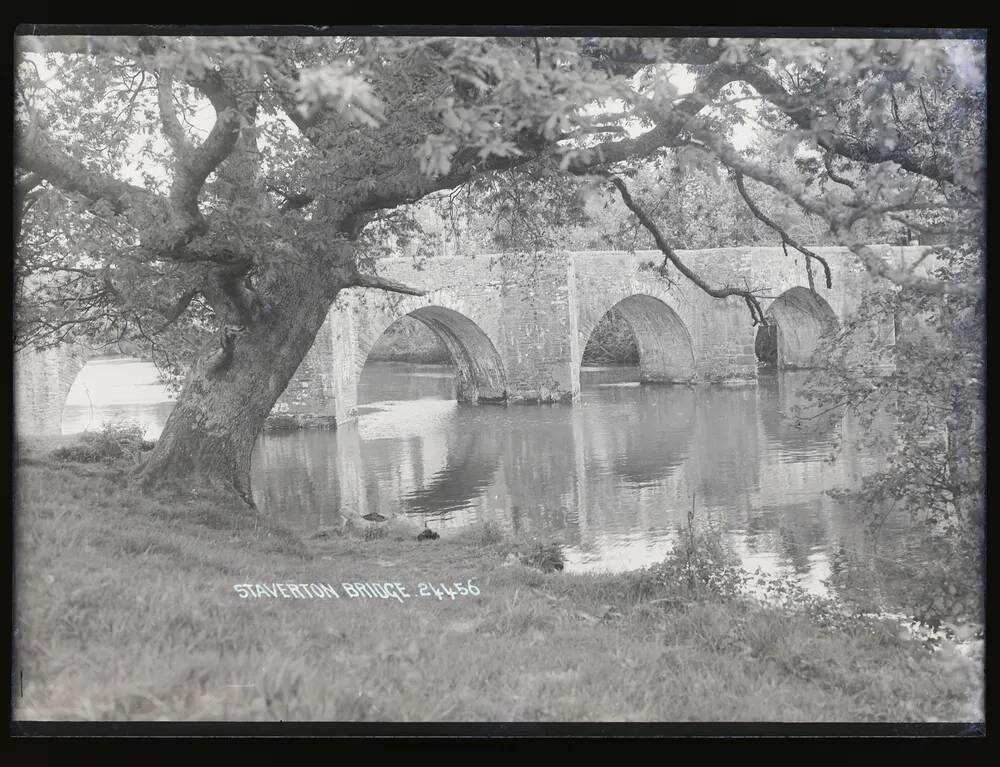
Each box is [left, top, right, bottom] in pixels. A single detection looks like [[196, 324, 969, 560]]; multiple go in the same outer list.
[[13, 437, 983, 722]]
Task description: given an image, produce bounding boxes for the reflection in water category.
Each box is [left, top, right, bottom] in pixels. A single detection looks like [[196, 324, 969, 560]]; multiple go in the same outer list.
[[55, 357, 932, 610], [583, 379, 695, 488], [401, 422, 501, 517], [757, 370, 838, 459]]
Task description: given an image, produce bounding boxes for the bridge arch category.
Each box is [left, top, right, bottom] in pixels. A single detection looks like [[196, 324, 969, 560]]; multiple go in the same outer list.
[[15, 344, 95, 435], [15, 344, 177, 437], [578, 282, 696, 384], [757, 287, 838, 369], [356, 293, 508, 403]]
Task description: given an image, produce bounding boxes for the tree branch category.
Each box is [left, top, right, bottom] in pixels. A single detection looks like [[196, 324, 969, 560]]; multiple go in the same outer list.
[[260, 42, 352, 147], [16, 127, 159, 215], [733, 171, 833, 289], [837, 236, 982, 299], [601, 172, 768, 325], [724, 62, 981, 196], [886, 213, 975, 237], [578, 37, 727, 73], [348, 63, 741, 217], [167, 69, 242, 226], [151, 288, 200, 334], [352, 273, 427, 296], [823, 150, 856, 189], [684, 129, 980, 299], [688, 129, 833, 220], [156, 71, 193, 157], [266, 183, 315, 213]]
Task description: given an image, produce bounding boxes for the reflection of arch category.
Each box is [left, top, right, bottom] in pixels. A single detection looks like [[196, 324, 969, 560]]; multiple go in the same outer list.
[[690, 385, 761, 508], [757, 371, 838, 458], [606, 386, 696, 485], [581, 294, 695, 383], [401, 423, 502, 517], [360, 304, 507, 404], [758, 287, 837, 369]]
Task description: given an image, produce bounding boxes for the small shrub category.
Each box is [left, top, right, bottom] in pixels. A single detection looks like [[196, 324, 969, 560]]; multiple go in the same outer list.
[[52, 420, 150, 465], [263, 414, 300, 431], [477, 520, 507, 546], [582, 308, 640, 365], [638, 525, 749, 602], [519, 541, 565, 573], [51, 441, 102, 463]]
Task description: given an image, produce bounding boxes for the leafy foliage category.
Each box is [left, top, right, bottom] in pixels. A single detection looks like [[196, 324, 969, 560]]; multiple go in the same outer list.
[[796, 248, 984, 628], [52, 420, 153, 465]]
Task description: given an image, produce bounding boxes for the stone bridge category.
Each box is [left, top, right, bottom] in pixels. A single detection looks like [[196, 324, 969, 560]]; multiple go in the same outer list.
[[14, 245, 930, 435]]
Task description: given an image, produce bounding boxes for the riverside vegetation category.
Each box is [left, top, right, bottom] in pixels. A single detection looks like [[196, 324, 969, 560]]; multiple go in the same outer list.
[[12, 427, 983, 722]]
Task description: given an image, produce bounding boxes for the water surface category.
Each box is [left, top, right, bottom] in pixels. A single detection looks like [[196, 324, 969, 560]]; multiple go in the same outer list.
[[63, 357, 933, 605]]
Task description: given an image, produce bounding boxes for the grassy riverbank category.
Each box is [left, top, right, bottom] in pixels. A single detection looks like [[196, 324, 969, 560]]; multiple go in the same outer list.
[[13, 437, 983, 722]]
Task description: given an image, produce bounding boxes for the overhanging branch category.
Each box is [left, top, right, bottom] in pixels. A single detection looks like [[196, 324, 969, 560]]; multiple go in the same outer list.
[[684, 130, 980, 299], [733, 171, 833, 290], [837, 236, 982, 299], [17, 127, 160, 215], [601, 172, 769, 326], [722, 62, 981, 196], [823, 151, 856, 190], [349, 62, 741, 217], [352, 273, 426, 296]]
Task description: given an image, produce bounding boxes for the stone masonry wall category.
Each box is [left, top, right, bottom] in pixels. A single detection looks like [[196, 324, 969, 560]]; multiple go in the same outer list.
[[496, 252, 580, 402]]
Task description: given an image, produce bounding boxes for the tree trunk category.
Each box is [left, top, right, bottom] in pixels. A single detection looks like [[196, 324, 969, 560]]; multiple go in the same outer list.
[[134, 259, 350, 506]]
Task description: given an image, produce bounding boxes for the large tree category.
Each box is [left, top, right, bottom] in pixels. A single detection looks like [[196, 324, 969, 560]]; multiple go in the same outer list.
[[14, 33, 984, 505]]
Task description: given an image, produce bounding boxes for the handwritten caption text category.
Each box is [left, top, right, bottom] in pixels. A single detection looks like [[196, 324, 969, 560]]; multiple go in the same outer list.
[[233, 580, 480, 602]]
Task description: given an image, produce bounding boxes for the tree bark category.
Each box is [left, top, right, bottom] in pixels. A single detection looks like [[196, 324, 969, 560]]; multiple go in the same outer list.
[[134, 253, 353, 506]]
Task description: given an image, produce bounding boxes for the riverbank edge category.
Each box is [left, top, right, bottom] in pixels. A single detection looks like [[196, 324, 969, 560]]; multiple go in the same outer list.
[[12, 438, 984, 723]]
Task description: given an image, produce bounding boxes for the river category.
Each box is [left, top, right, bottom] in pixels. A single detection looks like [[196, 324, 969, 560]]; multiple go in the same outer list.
[[63, 357, 940, 605]]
